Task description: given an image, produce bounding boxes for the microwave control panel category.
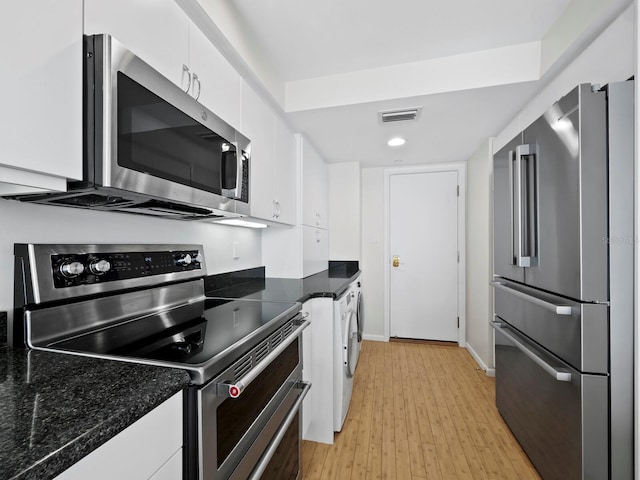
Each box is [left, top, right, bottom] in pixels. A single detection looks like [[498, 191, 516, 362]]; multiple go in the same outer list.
[[50, 249, 202, 288]]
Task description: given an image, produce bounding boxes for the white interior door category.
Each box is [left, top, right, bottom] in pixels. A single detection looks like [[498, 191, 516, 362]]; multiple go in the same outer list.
[[389, 170, 459, 341]]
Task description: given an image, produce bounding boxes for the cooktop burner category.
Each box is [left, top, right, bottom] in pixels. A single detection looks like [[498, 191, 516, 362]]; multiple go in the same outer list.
[[47, 298, 300, 378]]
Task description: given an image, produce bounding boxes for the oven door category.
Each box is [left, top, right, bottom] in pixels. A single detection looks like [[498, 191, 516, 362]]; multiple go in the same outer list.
[[87, 34, 250, 214], [190, 319, 309, 480]]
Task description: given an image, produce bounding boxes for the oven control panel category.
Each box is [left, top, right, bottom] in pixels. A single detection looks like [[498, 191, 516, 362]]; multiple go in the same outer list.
[[51, 249, 203, 288]]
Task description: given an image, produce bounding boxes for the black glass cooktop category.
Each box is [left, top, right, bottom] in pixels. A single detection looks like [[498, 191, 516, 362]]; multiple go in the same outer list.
[[49, 297, 300, 380]]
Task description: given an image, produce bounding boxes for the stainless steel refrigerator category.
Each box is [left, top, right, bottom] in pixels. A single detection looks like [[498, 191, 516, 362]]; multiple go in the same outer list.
[[492, 81, 634, 480]]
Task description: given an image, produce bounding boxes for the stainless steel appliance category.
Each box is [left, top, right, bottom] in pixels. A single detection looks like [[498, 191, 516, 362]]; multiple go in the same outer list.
[[7, 35, 250, 220], [13, 243, 310, 480], [492, 81, 634, 479]]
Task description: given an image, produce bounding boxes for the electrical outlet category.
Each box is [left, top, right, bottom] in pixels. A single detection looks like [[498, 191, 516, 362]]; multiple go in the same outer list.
[[232, 242, 240, 259]]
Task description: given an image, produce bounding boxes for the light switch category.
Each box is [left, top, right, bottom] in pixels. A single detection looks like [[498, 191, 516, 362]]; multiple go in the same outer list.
[[233, 242, 240, 259]]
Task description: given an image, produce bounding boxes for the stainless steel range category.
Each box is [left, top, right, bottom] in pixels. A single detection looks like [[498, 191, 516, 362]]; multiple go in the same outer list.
[[12, 243, 310, 480]]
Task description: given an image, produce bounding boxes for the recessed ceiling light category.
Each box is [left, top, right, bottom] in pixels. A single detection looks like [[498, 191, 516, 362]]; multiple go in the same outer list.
[[387, 137, 406, 147]]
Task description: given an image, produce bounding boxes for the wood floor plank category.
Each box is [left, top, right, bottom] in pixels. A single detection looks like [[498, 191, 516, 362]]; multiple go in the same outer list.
[[302, 341, 541, 480]]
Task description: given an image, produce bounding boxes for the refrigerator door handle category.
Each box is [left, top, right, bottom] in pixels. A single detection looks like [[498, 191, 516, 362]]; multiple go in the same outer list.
[[491, 321, 572, 382], [491, 281, 573, 315], [514, 144, 536, 267]]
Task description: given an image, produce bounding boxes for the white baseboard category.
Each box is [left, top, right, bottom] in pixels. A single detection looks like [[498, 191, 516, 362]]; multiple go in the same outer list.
[[362, 333, 386, 342], [465, 342, 494, 377]]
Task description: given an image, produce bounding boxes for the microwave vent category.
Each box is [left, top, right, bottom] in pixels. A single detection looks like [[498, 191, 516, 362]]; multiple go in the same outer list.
[[379, 107, 422, 123]]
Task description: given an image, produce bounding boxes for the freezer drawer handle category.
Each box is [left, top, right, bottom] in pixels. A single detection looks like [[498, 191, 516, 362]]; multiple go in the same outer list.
[[491, 321, 572, 382], [491, 281, 572, 315]]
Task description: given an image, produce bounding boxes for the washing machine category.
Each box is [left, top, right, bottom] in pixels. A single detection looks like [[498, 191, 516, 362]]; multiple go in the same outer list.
[[333, 279, 360, 431]]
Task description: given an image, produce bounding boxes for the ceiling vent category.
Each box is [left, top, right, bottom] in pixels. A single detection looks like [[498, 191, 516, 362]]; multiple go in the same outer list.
[[379, 107, 422, 123]]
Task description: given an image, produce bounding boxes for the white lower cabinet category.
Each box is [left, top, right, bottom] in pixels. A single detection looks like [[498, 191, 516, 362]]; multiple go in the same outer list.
[[54, 392, 183, 480], [301, 297, 335, 444], [148, 448, 183, 480], [301, 299, 313, 438]]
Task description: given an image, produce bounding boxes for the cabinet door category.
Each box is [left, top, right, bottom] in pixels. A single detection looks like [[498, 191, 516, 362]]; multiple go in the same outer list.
[[242, 81, 276, 222], [0, 0, 83, 187], [273, 117, 297, 225], [188, 23, 241, 128], [84, 0, 189, 89], [303, 226, 329, 277], [301, 138, 329, 229], [54, 393, 183, 480]]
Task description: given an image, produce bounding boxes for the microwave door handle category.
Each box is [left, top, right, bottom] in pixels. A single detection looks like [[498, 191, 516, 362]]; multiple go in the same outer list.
[[491, 321, 572, 381], [220, 142, 240, 199], [234, 142, 244, 200]]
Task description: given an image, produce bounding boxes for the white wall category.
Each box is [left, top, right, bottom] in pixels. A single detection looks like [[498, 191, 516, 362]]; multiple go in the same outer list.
[[495, 3, 635, 152], [328, 162, 361, 261], [0, 199, 261, 313], [360, 167, 385, 340], [358, 3, 635, 354], [465, 139, 494, 372]]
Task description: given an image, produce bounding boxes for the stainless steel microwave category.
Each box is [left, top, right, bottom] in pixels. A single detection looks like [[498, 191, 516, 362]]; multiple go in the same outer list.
[[9, 34, 250, 220]]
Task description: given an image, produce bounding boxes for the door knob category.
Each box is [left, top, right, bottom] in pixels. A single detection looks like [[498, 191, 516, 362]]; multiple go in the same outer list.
[[392, 255, 400, 267]]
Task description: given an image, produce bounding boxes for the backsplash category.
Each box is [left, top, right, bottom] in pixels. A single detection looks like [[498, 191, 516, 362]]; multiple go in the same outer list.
[[0, 199, 262, 314]]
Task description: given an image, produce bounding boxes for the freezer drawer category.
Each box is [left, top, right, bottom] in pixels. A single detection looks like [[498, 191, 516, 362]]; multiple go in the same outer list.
[[493, 322, 608, 480], [493, 279, 608, 374]]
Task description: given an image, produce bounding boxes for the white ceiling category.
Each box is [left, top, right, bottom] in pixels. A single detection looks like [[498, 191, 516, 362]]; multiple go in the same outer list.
[[199, 0, 623, 167], [232, 0, 569, 81]]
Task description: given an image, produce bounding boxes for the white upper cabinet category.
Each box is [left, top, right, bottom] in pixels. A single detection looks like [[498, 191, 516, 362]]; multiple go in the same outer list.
[[242, 81, 275, 221], [84, 0, 189, 89], [242, 81, 296, 225], [0, 0, 83, 192], [273, 116, 297, 225], [188, 23, 241, 128], [85, 0, 241, 127], [300, 136, 329, 229]]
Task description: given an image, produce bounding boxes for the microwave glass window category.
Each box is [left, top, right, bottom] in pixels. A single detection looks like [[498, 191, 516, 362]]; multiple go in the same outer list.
[[117, 72, 235, 196]]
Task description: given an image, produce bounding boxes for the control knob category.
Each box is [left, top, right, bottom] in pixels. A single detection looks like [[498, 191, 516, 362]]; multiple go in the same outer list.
[[60, 261, 85, 278], [193, 252, 203, 264], [176, 254, 192, 266], [89, 259, 111, 275]]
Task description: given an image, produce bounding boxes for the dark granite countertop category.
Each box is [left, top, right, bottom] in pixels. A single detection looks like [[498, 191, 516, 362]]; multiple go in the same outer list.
[[205, 263, 361, 303], [0, 346, 190, 480], [0, 262, 360, 479]]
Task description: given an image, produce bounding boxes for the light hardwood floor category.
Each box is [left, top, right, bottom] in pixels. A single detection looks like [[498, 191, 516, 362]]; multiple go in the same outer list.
[[301, 340, 541, 479]]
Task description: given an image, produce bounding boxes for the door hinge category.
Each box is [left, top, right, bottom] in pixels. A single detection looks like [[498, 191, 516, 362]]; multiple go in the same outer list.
[[457, 251, 460, 263], [457, 317, 460, 328], [457, 185, 460, 196]]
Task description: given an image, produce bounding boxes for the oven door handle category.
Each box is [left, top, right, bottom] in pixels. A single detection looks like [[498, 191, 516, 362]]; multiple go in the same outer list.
[[248, 381, 311, 480], [491, 321, 572, 382], [217, 315, 310, 398]]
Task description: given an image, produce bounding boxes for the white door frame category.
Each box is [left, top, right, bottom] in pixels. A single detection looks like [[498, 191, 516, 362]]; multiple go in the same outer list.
[[383, 163, 466, 345]]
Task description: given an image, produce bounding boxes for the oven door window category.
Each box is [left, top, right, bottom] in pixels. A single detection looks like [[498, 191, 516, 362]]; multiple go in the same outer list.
[[116, 72, 237, 196], [217, 341, 299, 467]]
